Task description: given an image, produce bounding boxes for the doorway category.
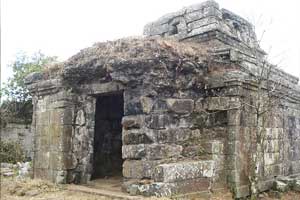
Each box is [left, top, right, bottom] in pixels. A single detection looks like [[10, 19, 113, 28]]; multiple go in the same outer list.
[[92, 93, 124, 180]]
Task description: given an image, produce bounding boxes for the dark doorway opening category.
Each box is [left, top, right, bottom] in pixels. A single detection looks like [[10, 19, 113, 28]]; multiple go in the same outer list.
[[92, 93, 124, 180]]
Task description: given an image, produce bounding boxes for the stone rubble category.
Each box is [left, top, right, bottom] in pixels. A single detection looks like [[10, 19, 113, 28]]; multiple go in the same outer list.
[[0, 162, 31, 178]]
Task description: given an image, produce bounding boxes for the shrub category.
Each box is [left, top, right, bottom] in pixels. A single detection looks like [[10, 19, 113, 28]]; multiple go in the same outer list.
[[0, 141, 25, 163]]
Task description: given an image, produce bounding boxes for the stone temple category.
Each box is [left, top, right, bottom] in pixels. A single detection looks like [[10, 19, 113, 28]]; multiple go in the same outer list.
[[25, 0, 300, 198]]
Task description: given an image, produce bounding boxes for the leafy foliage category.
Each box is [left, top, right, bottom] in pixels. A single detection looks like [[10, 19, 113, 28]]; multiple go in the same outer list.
[[0, 51, 57, 125], [1, 51, 57, 101], [0, 141, 24, 163]]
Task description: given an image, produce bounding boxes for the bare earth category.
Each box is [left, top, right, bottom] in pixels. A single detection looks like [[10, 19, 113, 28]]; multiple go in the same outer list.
[[1, 176, 300, 200]]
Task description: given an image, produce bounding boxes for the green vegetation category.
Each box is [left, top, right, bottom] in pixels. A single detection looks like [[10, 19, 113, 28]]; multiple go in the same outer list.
[[0, 51, 57, 125], [0, 141, 24, 163]]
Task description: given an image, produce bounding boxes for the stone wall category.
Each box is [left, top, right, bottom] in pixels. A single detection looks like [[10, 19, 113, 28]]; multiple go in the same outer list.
[[223, 82, 300, 198], [0, 122, 33, 159], [144, 0, 263, 57], [25, 0, 300, 198], [31, 89, 76, 183], [26, 38, 232, 196]]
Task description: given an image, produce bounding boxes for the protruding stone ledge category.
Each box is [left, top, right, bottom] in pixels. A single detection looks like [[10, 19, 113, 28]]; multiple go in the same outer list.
[[203, 97, 241, 110], [166, 98, 194, 114], [123, 160, 166, 179], [152, 160, 215, 182], [26, 78, 63, 96], [122, 144, 183, 160]]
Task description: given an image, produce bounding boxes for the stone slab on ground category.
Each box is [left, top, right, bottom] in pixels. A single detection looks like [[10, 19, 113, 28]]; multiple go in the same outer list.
[[67, 184, 144, 200]]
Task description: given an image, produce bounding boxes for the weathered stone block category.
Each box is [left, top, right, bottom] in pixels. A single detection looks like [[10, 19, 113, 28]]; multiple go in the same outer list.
[[36, 111, 50, 125], [75, 109, 85, 125], [34, 151, 50, 169], [50, 152, 77, 170], [35, 134, 50, 151], [264, 152, 283, 165], [166, 98, 194, 114], [184, 6, 221, 23], [194, 98, 204, 113], [155, 128, 191, 144], [288, 160, 300, 174], [186, 23, 219, 38], [124, 90, 143, 115], [224, 140, 239, 157], [203, 97, 240, 111], [182, 145, 204, 157], [122, 129, 154, 145], [122, 115, 145, 129], [123, 160, 164, 179], [153, 161, 214, 182], [190, 129, 201, 138], [127, 178, 211, 197], [202, 127, 227, 139], [187, 17, 220, 30], [176, 117, 193, 128], [264, 164, 283, 178], [122, 144, 146, 159], [169, 178, 211, 195], [293, 180, 300, 192], [151, 99, 168, 113], [36, 100, 47, 112], [146, 144, 183, 160], [227, 126, 240, 141], [140, 96, 154, 114], [201, 140, 223, 154], [49, 109, 74, 125], [227, 109, 241, 125], [264, 139, 282, 153], [265, 128, 284, 140], [258, 179, 275, 192], [233, 185, 250, 199], [143, 23, 170, 36], [225, 155, 239, 170], [190, 113, 210, 128], [273, 180, 289, 192], [145, 114, 172, 129], [49, 125, 73, 152], [183, 140, 223, 158], [122, 144, 182, 160], [48, 100, 74, 109], [277, 177, 295, 188]]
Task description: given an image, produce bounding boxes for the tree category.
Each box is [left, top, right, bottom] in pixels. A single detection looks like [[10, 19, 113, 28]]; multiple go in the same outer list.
[[244, 43, 290, 200], [0, 51, 57, 125]]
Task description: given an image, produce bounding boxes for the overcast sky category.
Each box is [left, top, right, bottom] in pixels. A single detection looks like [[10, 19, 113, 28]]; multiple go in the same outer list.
[[1, 0, 300, 84]]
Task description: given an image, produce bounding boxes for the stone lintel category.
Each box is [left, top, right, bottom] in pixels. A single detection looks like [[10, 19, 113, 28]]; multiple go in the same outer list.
[[79, 81, 124, 95]]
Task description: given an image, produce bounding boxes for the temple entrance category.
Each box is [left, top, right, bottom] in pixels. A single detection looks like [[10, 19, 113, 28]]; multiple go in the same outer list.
[[92, 92, 124, 180]]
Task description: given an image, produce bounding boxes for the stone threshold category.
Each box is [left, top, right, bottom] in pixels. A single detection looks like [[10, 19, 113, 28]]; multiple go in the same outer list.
[[67, 184, 144, 200]]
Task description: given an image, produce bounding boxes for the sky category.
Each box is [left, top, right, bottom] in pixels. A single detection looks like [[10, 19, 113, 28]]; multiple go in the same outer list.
[[1, 0, 300, 84]]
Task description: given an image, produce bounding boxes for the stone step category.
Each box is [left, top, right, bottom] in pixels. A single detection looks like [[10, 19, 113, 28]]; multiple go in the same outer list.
[[153, 160, 215, 183], [67, 184, 143, 200]]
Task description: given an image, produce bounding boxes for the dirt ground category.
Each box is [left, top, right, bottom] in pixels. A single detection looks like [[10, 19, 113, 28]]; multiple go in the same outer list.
[[1, 176, 300, 200], [0, 176, 104, 200]]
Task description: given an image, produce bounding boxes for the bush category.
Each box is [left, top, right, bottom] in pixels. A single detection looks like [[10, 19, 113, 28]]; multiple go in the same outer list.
[[0, 141, 25, 163]]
